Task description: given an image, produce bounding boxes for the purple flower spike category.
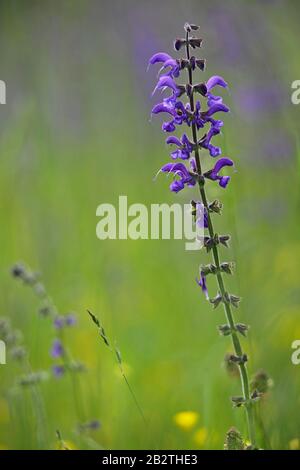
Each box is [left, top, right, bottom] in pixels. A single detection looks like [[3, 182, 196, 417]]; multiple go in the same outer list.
[[204, 157, 234, 188], [50, 339, 64, 359], [196, 274, 209, 300]]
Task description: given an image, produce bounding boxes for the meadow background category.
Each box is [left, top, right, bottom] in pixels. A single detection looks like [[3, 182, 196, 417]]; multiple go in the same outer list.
[[0, 0, 300, 450]]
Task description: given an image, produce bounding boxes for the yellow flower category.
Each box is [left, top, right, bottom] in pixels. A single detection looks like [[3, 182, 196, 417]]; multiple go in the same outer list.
[[289, 438, 300, 450], [56, 440, 77, 450], [194, 427, 208, 446], [173, 411, 199, 431]]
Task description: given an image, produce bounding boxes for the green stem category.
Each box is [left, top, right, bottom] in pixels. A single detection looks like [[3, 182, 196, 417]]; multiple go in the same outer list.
[[185, 30, 256, 447]]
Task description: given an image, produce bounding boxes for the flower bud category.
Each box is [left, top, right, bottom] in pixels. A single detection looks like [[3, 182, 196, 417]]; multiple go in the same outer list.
[[235, 323, 249, 337], [208, 199, 223, 214], [250, 369, 273, 395], [219, 235, 230, 247], [224, 427, 245, 450], [210, 293, 222, 309], [231, 396, 246, 408], [220, 262, 235, 275], [174, 38, 186, 51], [218, 324, 232, 336]]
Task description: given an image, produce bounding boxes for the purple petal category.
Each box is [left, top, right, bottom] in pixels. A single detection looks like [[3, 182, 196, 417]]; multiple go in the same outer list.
[[166, 136, 181, 146], [152, 103, 174, 115], [205, 103, 230, 117], [212, 157, 234, 174], [219, 176, 230, 188], [196, 275, 209, 300], [148, 52, 173, 66], [208, 144, 221, 157], [152, 76, 178, 95], [162, 121, 176, 132], [206, 75, 228, 91], [170, 180, 184, 192]]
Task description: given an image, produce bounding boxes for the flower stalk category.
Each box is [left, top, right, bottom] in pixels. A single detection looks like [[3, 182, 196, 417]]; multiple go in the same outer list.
[[149, 23, 257, 447]]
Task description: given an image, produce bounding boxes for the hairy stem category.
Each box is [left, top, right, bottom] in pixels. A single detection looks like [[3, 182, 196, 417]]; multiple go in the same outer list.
[[185, 31, 256, 447]]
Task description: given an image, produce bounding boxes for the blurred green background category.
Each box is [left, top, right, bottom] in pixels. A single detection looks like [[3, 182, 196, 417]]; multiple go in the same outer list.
[[0, 0, 300, 450]]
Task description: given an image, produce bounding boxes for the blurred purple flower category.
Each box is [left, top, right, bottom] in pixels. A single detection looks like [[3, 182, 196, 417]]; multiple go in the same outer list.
[[51, 339, 64, 359], [52, 365, 65, 378]]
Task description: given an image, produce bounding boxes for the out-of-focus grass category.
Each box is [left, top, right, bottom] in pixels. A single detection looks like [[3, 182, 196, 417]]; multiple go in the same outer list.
[[1, 0, 300, 450]]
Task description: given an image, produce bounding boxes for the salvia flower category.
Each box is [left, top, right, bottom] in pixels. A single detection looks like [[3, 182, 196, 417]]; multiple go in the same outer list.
[[204, 157, 234, 188], [166, 134, 194, 160], [161, 162, 196, 193], [149, 23, 258, 448]]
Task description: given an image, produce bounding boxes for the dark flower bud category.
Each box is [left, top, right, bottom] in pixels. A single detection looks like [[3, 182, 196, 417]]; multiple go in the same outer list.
[[231, 395, 246, 408], [176, 84, 185, 97], [210, 293, 222, 309], [220, 262, 235, 275], [189, 38, 203, 49], [229, 353, 248, 365], [219, 235, 230, 247], [11, 263, 25, 278], [201, 263, 217, 276], [250, 369, 273, 395], [184, 23, 200, 32], [174, 38, 186, 51], [225, 293, 241, 308], [193, 83, 207, 96], [208, 199, 223, 214], [224, 353, 239, 377], [224, 427, 245, 450], [179, 59, 189, 70], [39, 305, 51, 316], [250, 389, 261, 402], [189, 56, 196, 70], [218, 324, 232, 336], [235, 323, 249, 337], [185, 83, 193, 98], [203, 237, 215, 252], [196, 59, 206, 71]]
